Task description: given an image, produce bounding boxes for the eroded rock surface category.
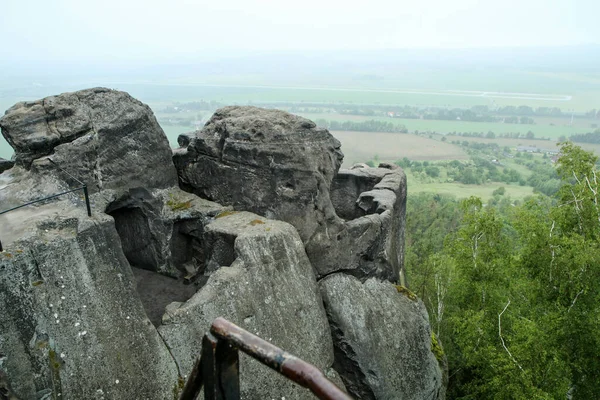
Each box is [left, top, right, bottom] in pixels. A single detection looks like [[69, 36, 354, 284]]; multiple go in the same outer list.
[[0, 87, 177, 192], [310, 163, 407, 283], [0, 212, 179, 400], [174, 107, 407, 282], [0, 90, 444, 400], [158, 211, 338, 400], [320, 273, 444, 400], [103, 186, 229, 277], [174, 106, 344, 243], [0, 89, 196, 399]]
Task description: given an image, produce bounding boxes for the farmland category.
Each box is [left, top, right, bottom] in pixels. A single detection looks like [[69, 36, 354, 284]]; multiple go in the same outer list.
[[298, 112, 595, 140], [331, 131, 468, 167], [405, 171, 535, 200], [0, 48, 598, 202]]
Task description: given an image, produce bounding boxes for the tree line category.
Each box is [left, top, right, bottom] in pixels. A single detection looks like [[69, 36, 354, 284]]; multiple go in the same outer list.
[[314, 119, 408, 133], [405, 143, 600, 398]]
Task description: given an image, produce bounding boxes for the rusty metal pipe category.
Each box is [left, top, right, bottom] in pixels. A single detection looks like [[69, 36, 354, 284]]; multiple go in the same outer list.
[[210, 317, 353, 400]]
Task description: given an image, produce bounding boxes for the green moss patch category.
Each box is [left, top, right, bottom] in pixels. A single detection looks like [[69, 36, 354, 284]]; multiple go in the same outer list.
[[215, 210, 238, 219], [394, 284, 417, 301], [431, 332, 445, 364], [167, 199, 192, 211]]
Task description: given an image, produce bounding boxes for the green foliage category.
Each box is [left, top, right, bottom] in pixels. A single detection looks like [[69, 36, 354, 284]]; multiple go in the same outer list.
[[492, 186, 506, 196], [425, 165, 440, 178], [315, 118, 408, 133], [215, 210, 238, 219], [395, 157, 411, 168], [167, 199, 192, 211], [406, 144, 600, 398], [166, 193, 193, 211]]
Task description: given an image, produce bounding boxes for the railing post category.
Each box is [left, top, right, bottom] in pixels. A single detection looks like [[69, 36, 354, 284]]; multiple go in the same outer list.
[[202, 332, 240, 400], [83, 185, 92, 217]]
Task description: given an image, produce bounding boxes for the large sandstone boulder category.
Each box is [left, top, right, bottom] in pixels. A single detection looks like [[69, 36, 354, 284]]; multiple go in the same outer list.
[[320, 273, 445, 400], [0, 211, 179, 400], [158, 211, 341, 399], [174, 106, 344, 243], [0, 87, 177, 193], [174, 107, 407, 282]]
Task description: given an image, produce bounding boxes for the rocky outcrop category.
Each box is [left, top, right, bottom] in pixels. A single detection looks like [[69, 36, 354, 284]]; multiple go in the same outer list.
[[174, 107, 407, 283], [0, 211, 179, 400], [0, 88, 195, 399], [0, 87, 177, 192], [174, 106, 344, 243], [0, 157, 13, 174], [320, 274, 444, 400], [159, 211, 339, 399], [0, 90, 444, 400], [311, 163, 407, 283]]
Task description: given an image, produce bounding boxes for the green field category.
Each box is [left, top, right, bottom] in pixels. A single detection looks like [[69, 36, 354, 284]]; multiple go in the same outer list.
[[332, 131, 468, 167], [299, 112, 592, 140], [1, 58, 598, 163], [404, 170, 536, 200]]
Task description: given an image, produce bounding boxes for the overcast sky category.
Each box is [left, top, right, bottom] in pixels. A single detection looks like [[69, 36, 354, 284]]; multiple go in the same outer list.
[[1, 0, 599, 65]]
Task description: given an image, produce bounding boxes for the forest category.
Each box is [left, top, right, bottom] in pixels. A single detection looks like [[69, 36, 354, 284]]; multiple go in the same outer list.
[[405, 142, 600, 398]]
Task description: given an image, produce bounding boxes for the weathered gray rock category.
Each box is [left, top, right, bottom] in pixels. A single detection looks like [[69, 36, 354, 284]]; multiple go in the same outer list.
[[174, 106, 344, 243], [320, 274, 444, 400], [322, 164, 408, 284], [174, 107, 407, 282], [0, 211, 180, 400], [0, 157, 13, 174], [0, 87, 177, 192], [158, 211, 340, 400], [103, 186, 229, 278], [0, 90, 442, 400]]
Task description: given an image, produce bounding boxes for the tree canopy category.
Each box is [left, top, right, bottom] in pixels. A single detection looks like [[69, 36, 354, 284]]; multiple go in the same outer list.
[[406, 143, 600, 399]]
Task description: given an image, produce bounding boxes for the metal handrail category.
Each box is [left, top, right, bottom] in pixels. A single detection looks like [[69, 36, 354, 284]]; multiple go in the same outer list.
[[0, 159, 91, 251], [180, 317, 353, 400]]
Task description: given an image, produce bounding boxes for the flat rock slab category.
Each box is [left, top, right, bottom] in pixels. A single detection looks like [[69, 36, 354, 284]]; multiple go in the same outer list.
[[320, 273, 444, 400]]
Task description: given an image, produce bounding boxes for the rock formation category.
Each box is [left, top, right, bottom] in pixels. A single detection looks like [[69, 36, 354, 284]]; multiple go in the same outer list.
[[174, 107, 406, 283], [0, 87, 177, 192], [0, 157, 13, 174], [320, 274, 444, 400], [0, 88, 444, 400]]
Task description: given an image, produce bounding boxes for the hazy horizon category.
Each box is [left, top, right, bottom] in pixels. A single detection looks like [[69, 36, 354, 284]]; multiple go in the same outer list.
[[2, 0, 599, 68], [1, 0, 599, 160]]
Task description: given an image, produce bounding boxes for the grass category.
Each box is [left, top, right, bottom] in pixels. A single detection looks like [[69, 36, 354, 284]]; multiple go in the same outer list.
[[332, 131, 468, 167], [405, 172, 535, 200]]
